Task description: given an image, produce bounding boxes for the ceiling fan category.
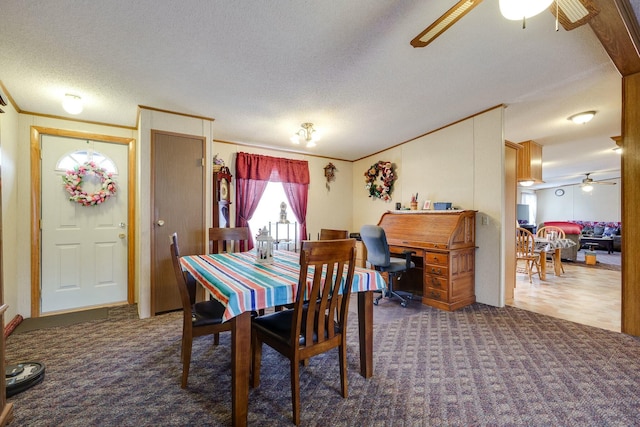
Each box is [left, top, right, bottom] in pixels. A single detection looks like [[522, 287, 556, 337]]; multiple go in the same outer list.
[[580, 172, 617, 191], [410, 0, 600, 48]]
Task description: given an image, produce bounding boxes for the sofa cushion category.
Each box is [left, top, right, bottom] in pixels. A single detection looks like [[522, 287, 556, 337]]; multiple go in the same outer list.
[[543, 221, 582, 235]]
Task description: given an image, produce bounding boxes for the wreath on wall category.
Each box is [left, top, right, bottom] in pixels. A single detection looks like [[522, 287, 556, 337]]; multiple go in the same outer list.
[[364, 161, 395, 201], [62, 161, 117, 206]]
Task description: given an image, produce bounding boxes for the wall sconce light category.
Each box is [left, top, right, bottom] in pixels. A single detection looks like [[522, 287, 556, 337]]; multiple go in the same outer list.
[[500, 0, 553, 27], [290, 122, 319, 147], [519, 180, 535, 187], [613, 146, 622, 154], [568, 110, 596, 124], [62, 94, 83, 115]]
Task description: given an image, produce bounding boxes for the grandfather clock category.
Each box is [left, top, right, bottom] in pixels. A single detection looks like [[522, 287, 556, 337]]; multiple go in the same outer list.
[[213, 167, 232, 228]]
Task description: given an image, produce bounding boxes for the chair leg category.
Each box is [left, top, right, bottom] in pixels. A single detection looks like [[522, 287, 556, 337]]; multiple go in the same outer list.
[[214, 332, 220, 345], [290, 357, 301, 426], [339, 341, 348, 398], [251, 333, 262, 388], [181, 335, 193, 389]]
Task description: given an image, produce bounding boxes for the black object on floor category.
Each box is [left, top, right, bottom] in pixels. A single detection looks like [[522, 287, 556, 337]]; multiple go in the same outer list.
[[6, 362, 45, 397]]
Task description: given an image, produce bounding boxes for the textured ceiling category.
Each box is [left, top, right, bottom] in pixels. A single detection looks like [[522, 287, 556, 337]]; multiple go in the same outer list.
[[0, 0, 623, 188]]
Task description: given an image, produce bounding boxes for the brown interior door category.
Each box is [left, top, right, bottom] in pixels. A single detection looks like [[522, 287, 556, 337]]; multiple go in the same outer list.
[[151, 130, 206, 314]]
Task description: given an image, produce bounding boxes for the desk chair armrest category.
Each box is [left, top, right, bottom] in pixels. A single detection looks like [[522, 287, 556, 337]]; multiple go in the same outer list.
[[401, 250, 416, 270]]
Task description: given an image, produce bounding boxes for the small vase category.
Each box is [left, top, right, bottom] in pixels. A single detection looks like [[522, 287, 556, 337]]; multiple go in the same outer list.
[[213, 164, 222, 172], [410, 201, 418, 210]]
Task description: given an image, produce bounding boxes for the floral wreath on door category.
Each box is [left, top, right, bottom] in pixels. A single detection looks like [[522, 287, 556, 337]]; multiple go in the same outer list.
[[62, 161, 117, 206]]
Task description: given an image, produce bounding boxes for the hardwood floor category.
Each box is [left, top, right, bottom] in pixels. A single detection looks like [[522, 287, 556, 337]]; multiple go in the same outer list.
[[507, 252, 621, 332]]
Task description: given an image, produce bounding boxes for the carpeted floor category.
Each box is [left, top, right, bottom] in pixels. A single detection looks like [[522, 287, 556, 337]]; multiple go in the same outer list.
[[6, 302, 640, 426]]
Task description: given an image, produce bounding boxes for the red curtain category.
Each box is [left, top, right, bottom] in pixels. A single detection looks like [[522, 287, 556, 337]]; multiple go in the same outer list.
[[235, 152, 309, 249]]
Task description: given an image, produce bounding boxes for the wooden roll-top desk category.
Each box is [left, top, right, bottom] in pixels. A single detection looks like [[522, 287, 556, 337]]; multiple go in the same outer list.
[[377, 210, 477, 311]]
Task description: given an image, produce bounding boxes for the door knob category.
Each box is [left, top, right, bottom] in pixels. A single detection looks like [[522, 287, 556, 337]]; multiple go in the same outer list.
[[119, 233, 126, 239], [156, 220, 165, 227]]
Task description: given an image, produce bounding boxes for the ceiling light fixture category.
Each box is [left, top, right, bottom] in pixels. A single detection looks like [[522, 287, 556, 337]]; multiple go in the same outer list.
[[582, 183, 594, 192], [500, 0, 554, 28], [62, 94, 83, 115], [290, 123, 319, 147], [568, 110, 596, 124]]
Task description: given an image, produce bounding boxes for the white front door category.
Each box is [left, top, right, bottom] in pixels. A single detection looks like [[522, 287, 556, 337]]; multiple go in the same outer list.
[[40, 135, 128, 313]]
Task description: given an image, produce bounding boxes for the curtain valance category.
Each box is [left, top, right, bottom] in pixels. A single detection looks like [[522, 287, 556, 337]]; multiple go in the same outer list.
[[236, 152, 309, 184]]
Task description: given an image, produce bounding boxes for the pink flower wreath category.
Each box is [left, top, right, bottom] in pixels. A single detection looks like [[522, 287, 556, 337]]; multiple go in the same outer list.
[[62, 161, 117, 206]]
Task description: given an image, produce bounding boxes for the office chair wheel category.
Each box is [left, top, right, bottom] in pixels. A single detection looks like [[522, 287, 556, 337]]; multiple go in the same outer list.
[[400, 301, 407, 308], [373, 299, 379, 306]]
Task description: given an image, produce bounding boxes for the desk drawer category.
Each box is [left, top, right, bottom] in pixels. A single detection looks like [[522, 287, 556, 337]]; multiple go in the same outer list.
[[424, 287, 448, 302], [424, 252, 448, 265], [425, 274, 448, 290], [425, 264, 449, 276]]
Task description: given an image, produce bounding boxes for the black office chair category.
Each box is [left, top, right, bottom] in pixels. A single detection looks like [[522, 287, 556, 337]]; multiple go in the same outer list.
[[360, 225, 415, 307]]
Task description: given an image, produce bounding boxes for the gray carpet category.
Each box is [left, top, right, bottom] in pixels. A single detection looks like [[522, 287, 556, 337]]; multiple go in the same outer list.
[[5, 302, 640, 426]]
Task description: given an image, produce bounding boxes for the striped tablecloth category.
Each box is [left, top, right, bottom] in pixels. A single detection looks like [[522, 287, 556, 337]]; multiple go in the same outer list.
[[180, 250, 386, 321]]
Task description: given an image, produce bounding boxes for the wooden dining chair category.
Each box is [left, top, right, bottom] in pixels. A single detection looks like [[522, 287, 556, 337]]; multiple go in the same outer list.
[[209, 226, 250, 254], [250, 239, 357, 426], [318, 228, 349, 240], [536, 226, 566, 273], [516, 227, 541, 283], [170, 232, 231, 388]]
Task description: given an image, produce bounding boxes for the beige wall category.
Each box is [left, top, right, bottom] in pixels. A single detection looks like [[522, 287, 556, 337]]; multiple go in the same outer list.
[[213, 143, 354, 239], [136, 108, 215, 318], [0, 95, 20, 322], [1, 113, 136, 321], [2, 104, 506, 320], [536, 179, 621, 224], [351, 107, 505, 307]]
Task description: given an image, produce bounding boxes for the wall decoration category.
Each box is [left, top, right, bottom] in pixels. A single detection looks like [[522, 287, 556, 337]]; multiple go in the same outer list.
[[62, 161, 117, 206], [212, 153, 225, 172], [323, 162, 336, 190], [364, 161, 395, 201]]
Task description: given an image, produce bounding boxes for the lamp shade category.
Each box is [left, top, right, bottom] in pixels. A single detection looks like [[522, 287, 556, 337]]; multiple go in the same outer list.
[[62, 94, 83, 114], [568, 111, 596, 124], [499, 0, 554, 20]]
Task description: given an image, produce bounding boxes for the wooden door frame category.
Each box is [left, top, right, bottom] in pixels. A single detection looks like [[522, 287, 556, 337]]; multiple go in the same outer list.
[[149, 129, 206, 315], [504, 141, 521, 301], [30, 126, 136, 318]]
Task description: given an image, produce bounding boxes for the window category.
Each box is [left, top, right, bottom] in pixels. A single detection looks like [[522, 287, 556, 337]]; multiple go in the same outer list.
[[248, 182, 300, 248], [56, 150, 118, 174], [520, 191, 537, 226]]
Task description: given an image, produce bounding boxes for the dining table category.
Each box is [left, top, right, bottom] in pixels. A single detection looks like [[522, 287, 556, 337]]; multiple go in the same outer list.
[[534, 237, 577, 280], [179, 249, 386, 427]]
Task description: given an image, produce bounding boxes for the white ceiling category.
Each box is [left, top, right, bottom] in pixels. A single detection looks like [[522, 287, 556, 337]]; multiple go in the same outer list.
[[0, 0, 625, 189]]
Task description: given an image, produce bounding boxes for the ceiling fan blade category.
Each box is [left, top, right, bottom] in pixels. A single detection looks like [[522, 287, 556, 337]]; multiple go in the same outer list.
[[550, 0, 599, 31], [410, 0, 483, 48]]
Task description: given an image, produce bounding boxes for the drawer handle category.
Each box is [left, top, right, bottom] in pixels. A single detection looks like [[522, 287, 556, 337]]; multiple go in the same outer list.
[[431, 278, 440, 287], [430, 268, 441, 274], [430, 291, 440, 299]]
